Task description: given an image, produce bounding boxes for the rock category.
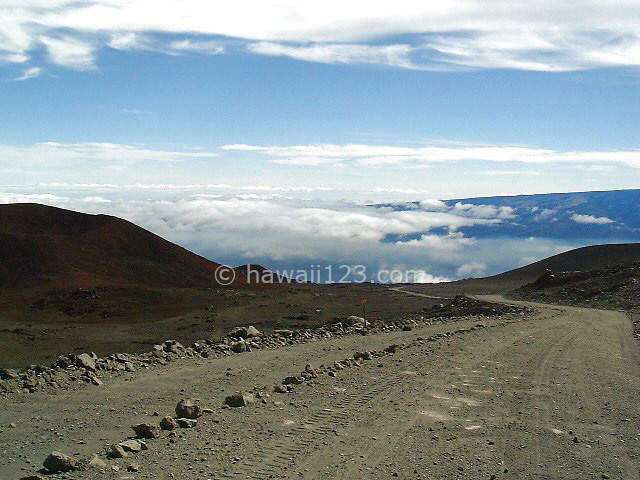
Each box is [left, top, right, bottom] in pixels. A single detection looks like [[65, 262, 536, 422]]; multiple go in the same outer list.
[[273, 385, 288, 393], [114, 353, 129, 362], [107, 444, 128, 459], [23, 377, 39, 389], [402, 324, 413, 331], [345, 315, 365, 326], [19, 475, 44, 480], [282, 376, 304, 385], [0, 368, 18, 380], [177, 418, 198, 428], [119, 440, 144, 453], [175, 399, 204, 419], [231, 341, 247, 353], [353, 351, 372, 361], [224, 392, 255, 407], [43, 451, 77, 473], [76, 353, 97, 372], [88, 454, 107, 468], [228, 326, 248, 339], [246, 325, 261, 337], [56, 355, 72, 368], [132, 423, 160, 439], [160, 416, 178, 430], [87, 373, 103, 386], [384, 344, 399, 354], [127, 463, 140, 472]]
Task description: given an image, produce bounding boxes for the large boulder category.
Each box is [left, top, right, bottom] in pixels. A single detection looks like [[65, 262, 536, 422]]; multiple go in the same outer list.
[[43, 451, 76, 473], [175, 399, 203, 419]]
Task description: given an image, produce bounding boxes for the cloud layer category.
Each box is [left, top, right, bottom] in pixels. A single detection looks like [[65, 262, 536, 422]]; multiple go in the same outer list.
[[223, 143, 640, 169], [2, 1, 640, 73]]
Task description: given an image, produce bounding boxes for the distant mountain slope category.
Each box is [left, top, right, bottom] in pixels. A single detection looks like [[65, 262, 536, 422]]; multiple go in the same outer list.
[[450, 189, 640, 239], [492, 243, 640, 286], [412, 243, 640, 295], [0, 203, 233, 289], [383, 189, 640, 241]]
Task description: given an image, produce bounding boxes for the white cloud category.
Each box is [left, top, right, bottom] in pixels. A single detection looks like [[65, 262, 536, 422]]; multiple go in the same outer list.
[[518, 256, 539, 267], [456, 261, 487, 278], [108, 32, 147, 51], [248, 42, 413, 68], [1, 2, 640, 71], [12, 66, 41, 81], [419, 199, 448, 211], [397, 231, 477, 251], [0, 142, 219, 165], [570, 213, 614, 224], [222, 143, 640, 169], [0, 192, 67, 204], [82, 195, 111, 203], [168, 39, 224, 55], [452, 202, 516, 220], [39, 35, 95, 69]]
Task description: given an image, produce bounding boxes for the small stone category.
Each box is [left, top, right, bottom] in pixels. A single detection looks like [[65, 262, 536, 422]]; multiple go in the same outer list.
[[231, 341, 247, 353], [160, 416, 178, 431], [175, 399, 203, 419], [224, 392, 255, 407], [119, 440, 143, 453], [177, 418, 198, 428], [246, 325, 261, 337], [273, 385, 288, 393], [107, 445, 128, 459], [282, 376, 304, 385], [127, 463, 140, 472], [0, 368, 18, 380], [88, 455, 107, 468], [132, 423, 160, 439], [43, 451, 77, 473], [75, 353, 97, 372]]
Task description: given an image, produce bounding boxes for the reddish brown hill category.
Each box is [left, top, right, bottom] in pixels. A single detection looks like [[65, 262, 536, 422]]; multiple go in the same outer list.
[[0, 203, 231, 289]]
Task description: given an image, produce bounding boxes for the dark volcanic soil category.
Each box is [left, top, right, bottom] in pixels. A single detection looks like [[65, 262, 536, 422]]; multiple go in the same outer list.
[[0, 283, 441, 368]]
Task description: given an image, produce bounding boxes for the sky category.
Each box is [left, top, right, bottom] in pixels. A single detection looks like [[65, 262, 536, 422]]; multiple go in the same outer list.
[[1, 1, 639, 281]]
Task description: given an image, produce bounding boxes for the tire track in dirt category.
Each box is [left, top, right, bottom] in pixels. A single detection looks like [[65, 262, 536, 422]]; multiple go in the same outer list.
[[223, 312, 536, 479]]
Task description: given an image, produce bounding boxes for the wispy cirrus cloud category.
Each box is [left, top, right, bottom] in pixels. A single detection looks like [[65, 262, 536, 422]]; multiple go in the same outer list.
[[38, 35, 95, 70], [248, 42, 413, 68], [1, 1, 640, 71], [0, 141, 219, 166], [11, 66, 41, 81], [222, 143, 640, 169]]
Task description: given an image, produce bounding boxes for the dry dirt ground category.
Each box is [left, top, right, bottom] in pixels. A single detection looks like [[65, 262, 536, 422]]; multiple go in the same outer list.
[[0, 284, 439, 369], [1, 295, 639, 479]]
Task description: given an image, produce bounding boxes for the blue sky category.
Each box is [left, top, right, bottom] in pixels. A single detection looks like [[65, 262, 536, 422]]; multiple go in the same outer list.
[[1, 1, 639, 280]]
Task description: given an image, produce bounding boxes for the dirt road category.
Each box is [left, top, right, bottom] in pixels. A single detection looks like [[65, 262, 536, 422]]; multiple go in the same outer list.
[[1, 297, 639, 479]]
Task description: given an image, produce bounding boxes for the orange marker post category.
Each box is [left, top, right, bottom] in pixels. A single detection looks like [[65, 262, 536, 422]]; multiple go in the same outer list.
[[360, 296, 367, 327]]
